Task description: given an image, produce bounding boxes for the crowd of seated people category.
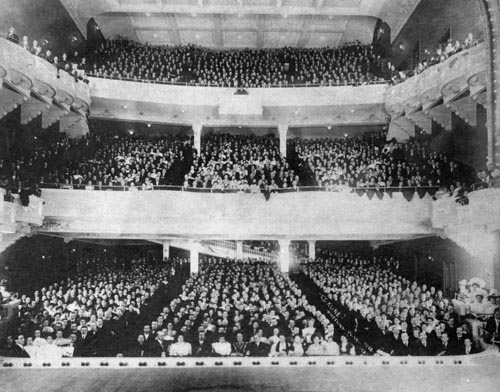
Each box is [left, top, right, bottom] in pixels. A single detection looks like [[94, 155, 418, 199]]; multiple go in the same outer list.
[[120, 257, 355, 358], [0, 133, 192, 189], [290, 132, 470, 191], [0, 254, 187, 359], [5, 27, 87, 82], [389, 33, 480, 84], [0, 130, 475, 195], [185, 134, 300, 191], [85, 37, 387, 87], [302, 250, 499, 356]]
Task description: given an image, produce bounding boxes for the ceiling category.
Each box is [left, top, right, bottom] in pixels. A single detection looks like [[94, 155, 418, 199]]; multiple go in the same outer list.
[[59, 0, 421, 48]]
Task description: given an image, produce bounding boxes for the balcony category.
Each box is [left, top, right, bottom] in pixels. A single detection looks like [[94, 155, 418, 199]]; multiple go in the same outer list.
[[386, 43, 487, 137], [0, 38, 90, 137], [37, 188, 436, 241]]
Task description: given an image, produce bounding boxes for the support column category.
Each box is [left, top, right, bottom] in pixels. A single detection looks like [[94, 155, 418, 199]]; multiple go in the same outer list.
[[192, 123, 203, 156], [162, 241, 171, 261], [278, 124, 288, 157], [307, 240, 316, 260], [278, 239, 291, 273], [236, 240, 243, 260], [189, 240, 200, 275]]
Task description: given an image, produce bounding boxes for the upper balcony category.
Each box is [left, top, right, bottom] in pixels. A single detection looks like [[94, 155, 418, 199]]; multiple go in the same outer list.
[[89, 77, 389, 128], [386, 43, 487, 137], [0, 38, 90, 137]]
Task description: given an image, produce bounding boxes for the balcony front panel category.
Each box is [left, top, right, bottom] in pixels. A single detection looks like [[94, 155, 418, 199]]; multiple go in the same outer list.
[[39, 189, 434, 240]]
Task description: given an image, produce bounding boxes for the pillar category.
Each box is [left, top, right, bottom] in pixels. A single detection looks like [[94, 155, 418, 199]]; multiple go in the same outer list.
[[162, 241, 171, 260], [236, 240, 243, 260], [278, 124, 288, 157], [278, 239, 291, 273], [192, 123, 202, 156], [307, 240, 316, 260], [189, 240, 200, 274]]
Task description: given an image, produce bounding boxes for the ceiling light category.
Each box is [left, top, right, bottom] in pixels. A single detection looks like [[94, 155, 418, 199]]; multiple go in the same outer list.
[[145, 12, 151, 17], [128, 130, 134, 135], [327, 126, 332, 130], [294, 109, 299, 114], [237, 34, 242, 40], [344, 133, 348, 138], [147, 123, 151, 128], [122, 104, 127, 109]]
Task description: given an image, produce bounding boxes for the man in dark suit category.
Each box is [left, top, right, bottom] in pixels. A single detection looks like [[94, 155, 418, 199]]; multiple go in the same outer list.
[[74, 325, 95, 357], [484, 308, 500, 344], [245, 334, 270, 357], [415, 331, 433, 356], [436, 332, 453, 356], [11, 335, 30, 358], [393, 332, 411, 356], [7, 27, 19, 44], [127, 334, 148, 357], [192, 330, 212, 357]]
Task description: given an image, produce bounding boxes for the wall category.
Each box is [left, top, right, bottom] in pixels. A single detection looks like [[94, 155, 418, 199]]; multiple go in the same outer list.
[[0, 0, 85, 56], [390, 0, 485, 68]]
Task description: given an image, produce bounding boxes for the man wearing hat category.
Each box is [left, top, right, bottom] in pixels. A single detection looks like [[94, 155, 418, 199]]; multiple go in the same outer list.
[[484, 308, 500, 345]]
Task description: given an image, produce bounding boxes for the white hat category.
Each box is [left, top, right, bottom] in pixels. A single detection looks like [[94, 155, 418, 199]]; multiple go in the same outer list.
[[458, 279, 467, 286], [468, 277, 486, 288]]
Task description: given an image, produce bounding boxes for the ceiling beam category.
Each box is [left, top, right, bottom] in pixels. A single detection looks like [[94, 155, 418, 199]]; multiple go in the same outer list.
[[166, 13, 181, 45], [297, 15, 313, 48], [257, 14, 266, 48], [101, 5, 360, 17], [213, 14, 223, 48]]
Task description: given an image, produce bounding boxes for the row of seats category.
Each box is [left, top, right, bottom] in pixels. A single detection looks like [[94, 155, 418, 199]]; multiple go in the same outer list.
[[1, 131, 475, 196], [85, 37, 387, 87], [302, 250, 499, 356]]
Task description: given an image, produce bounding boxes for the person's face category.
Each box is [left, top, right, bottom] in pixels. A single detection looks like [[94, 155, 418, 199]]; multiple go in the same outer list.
[[144, 326, 151, 334], [236, 333, 243, 342], [137, 335, 145, 344], [178, 335, 184, 343]]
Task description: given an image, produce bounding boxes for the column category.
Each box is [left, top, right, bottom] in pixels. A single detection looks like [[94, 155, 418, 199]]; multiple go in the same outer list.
[[307, 240, 316, 260], [236, 240, 243, 260], [278, 239, 291, 273], [189, 240, 200, 275], [162, 241, 171, 260], [278, 124, 288, 157], [192, 123, 202, 156]]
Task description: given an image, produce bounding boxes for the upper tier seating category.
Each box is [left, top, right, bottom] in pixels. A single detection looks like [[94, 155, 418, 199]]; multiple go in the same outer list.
[[85, 37, 387, 87]]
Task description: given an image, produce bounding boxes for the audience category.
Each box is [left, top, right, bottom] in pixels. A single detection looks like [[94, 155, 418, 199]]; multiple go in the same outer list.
[[302, 249, 495, 356], [186, 134, 299, 190], [290, 133, 470, 190], [4, 27, 87, 82], [85, 37, 387, 87], [0, 252, 186, 359], [120, 256, 342, 358]]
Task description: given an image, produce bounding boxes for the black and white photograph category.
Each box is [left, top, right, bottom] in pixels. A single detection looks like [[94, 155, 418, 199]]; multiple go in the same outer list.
[[0, 0, 499, 391]]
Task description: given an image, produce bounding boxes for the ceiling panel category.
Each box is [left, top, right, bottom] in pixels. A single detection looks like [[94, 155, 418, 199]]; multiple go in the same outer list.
[[179, 30, 216, 46], [283, 0, 315, 7], [175, 14, 215, 29], [164, 0, 199, 5], [306, 32, 343, 48], [310, 15, 349, 31], [263, 31, 300, 48], [221, 14, 258, 29], [323, 0, 361, 7], [264, 15, 303, 31], [136, 30, 174, 45], [206, 0, 238, 6], [130, 15, 171, 29], [223, 30, 257, 48]]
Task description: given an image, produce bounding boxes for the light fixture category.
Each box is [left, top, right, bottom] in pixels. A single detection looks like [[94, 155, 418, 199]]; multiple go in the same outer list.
[[294, 109, 299, 114], [147, 123, 151, 127], [145, 12, 151, 17], [122, 104, 127, 109], [327, 126, 332, 130], [128, 130, 134, 135], [344, 133, 348, 138]]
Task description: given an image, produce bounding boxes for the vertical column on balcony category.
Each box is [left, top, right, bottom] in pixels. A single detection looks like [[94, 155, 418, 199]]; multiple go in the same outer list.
[[236, 240, 243, 260], [189, 240, 200, 274], [278, 239, 291, 273], [307, 240, 316, 260], [278, 124, 288, 157], [192, 123, 203, 156], [162, 241, 171, 260]]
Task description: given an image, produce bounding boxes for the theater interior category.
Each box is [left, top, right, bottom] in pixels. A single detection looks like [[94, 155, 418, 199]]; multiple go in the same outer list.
[[0, 0, 500, 391]]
